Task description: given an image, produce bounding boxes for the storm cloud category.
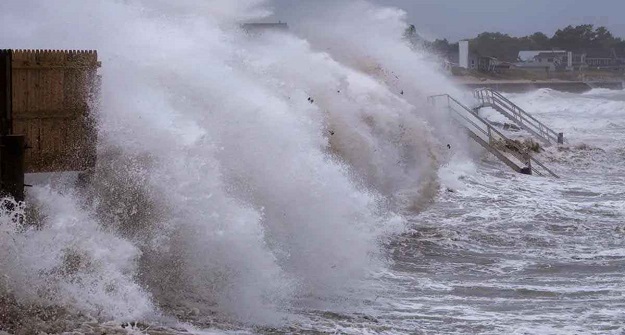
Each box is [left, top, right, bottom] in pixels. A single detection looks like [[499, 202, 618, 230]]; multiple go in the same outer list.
[[270, 0, 625, 41]]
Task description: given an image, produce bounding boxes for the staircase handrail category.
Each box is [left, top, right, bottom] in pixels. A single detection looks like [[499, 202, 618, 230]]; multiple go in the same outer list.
[[429, 94, 559, 178], [489, 94, 559, 144], [474, 88, 562, 144], [487, 89, 560, 141], [430, 95, 527, 153]]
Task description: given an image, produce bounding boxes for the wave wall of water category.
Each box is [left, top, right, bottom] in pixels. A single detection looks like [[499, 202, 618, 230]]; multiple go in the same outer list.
[[0, 0, 464, 328]]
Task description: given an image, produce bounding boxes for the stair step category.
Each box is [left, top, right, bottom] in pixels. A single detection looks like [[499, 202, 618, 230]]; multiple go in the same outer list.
[[473, 88, 564, 145], [427, 93, 559, 178]]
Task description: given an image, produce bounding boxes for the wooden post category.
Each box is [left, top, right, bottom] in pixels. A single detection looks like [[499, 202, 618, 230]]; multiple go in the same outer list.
[[520, 155, 532, 175], [0, 50, 24, 201], [0, 135, 25, 201], [0, 49, 11, 136]]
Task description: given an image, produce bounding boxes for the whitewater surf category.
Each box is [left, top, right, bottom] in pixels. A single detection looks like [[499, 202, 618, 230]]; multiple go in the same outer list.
[[1, 1, 624, 334]]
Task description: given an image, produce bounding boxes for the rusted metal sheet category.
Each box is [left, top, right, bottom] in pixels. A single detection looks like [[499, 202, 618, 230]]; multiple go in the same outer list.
[[10, 49, 99, 173]]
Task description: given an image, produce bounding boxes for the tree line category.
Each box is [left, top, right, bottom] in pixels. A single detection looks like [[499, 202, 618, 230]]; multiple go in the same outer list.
[[407, 24, 625, 63]]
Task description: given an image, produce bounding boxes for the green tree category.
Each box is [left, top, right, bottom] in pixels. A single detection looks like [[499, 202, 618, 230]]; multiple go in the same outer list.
[[594, 26, 618, 49], [528, 32, 550, 49], [551, 24, 597, 51], [405, 23, 625, 63], [469, 32, 520, 61]]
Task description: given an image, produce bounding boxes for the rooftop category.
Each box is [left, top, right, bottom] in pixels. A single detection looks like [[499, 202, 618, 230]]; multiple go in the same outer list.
[[518, 50, 566, 62], [536, 52, 567, 58]]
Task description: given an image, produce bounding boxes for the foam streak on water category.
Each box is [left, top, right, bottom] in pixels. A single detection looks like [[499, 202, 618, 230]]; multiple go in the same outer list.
[[388, 88, 625, 334]]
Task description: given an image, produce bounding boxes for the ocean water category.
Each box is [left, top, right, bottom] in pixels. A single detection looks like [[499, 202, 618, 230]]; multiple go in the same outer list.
[[382, 88, 625, 334], [0, 1, 624, 334]]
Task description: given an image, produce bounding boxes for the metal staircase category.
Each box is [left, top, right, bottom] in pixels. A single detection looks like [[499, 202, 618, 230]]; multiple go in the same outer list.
[[428, 94, 559, 178], [473, 88, 564, 145]]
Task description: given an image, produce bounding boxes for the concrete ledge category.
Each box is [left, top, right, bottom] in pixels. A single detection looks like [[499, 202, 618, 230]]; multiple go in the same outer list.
[[461, 81, 623, 93]]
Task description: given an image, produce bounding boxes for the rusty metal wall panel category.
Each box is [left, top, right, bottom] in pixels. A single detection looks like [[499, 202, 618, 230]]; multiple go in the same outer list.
[[11, 50, 99, 173]]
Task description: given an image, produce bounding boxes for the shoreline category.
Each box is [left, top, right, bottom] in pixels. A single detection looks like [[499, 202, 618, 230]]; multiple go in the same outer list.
[[454, 78, 624, 93]]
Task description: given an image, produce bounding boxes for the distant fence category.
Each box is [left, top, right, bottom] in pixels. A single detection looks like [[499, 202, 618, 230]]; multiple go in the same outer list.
[[0, 49, 100, 174]]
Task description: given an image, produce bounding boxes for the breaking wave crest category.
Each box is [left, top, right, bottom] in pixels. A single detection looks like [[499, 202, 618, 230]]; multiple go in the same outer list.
[[0, 0, 461, 326]]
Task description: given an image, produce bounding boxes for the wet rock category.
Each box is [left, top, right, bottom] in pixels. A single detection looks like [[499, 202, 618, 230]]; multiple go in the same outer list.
[[491, 137, 541, 154], [503, 123, 521, 131]]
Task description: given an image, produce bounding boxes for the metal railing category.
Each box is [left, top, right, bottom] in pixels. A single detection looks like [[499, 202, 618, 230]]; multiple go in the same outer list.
[[474, 88, 564, 145], [428, 94, 559, 178]]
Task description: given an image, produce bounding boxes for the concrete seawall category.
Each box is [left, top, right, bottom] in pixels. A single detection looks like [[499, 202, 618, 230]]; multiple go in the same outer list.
[[460, 80, 623, 93]]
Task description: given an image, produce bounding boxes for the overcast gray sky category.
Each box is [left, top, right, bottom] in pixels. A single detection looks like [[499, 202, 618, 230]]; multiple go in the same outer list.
[[271, 0, 625, 42]]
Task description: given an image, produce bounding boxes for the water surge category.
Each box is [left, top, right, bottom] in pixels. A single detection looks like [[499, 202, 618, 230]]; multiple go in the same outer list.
[[0, 0, 462, 329]]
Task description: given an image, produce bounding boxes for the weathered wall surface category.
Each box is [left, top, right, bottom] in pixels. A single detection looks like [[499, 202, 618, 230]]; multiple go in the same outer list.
[[9, 50, 99, 173]]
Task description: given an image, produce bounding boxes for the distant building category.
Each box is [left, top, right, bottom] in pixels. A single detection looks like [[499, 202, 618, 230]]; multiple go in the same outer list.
[[458, 40, 484, 70], [534, 51, 566, 67], [457, 40, 507, 73], [517, 50, 561, 62], [509, 48, 625, 73], [458, 40, 471, 69], [478, 57, 513, 73], [516, 50, 567, 72], [582, 49, 625, 70], [564, 53, 588, 71]]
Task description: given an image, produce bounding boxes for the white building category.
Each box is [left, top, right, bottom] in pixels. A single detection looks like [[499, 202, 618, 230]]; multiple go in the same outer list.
[[516, 50, 570, 72]]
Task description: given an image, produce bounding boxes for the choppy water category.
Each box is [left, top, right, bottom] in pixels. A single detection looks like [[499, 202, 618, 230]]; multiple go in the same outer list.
[[257, 88, 625, 335], [1, 0, 624, 334], [382, 88, 625, 334]]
